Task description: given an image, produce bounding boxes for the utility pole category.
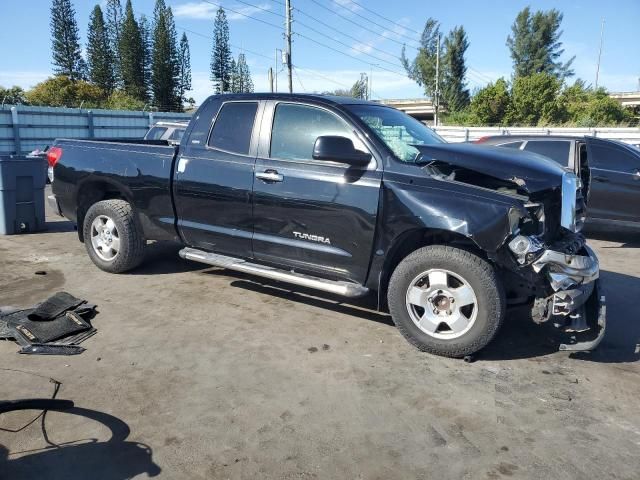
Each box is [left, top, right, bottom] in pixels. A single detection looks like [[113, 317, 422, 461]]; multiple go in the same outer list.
[[285, 0, 293, 93], [595, 18, 605, 89], [268, 68, 274, 92], [434, 34, 440, 126]]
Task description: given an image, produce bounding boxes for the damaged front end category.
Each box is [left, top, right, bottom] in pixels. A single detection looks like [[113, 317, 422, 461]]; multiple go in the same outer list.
[[504, 176, 605, 352], [409, 143, 606, 352]]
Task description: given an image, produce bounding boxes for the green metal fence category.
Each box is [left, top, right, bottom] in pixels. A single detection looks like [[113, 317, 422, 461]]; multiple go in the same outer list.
[[0, 105, 192, 155]]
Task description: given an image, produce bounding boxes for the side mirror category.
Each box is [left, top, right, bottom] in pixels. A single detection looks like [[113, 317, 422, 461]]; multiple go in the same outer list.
[[312, 136, 372, 167]]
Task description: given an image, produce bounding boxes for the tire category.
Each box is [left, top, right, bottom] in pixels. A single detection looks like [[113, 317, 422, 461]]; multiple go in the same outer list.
[[82, 199, 145, 273], [387, 245, 505, 358]]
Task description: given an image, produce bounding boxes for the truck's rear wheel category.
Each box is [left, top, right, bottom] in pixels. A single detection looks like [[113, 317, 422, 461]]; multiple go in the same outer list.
[[83, 199, 145, 273], [388, 245, 505, 357]]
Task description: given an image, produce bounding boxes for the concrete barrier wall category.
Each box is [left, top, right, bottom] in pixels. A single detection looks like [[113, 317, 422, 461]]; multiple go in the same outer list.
[[0, 105, 192, 155]]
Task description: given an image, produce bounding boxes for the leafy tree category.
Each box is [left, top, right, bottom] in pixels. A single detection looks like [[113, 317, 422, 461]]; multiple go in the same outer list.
[[119, 0, 146, 101], [468, 78, 511, 125], [50, 0, 85, 80], [0, 86, 28, 105], [178, 33, 192, 101], [152, 1, 181, 110], [104, 89, 146, 110], [87, 5, 115, 95], [401, 18, 441, 99], [105, 0, 123, 83], [350, 73, 368, 99], [441, 26, 470, 112], [560, 81, 631, 126], [25, 76, 104, 108], [506, 73, 564, 125], [506, 7, 574, 80], [139, 15, 153, 100], [210, 8, 232, 93]]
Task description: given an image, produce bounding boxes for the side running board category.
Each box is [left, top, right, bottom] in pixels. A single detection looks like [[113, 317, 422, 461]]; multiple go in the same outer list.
[[179, 247, 369, 298]]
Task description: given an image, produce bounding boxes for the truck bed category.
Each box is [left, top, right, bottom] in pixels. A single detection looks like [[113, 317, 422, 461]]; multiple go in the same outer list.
[[50, 138, 180, 242]]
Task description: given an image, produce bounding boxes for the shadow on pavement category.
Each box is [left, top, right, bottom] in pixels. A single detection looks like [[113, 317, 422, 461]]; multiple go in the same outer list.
[[204, 268, 394, 327], [585, 227, 640, 248], [130, 241, 210, 275], [0, 406, 160, 480]]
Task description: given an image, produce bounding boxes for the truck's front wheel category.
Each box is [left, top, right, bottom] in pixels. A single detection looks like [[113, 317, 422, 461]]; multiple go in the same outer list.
[[83, 199, 145, 273], [388, 245, 505, 357]]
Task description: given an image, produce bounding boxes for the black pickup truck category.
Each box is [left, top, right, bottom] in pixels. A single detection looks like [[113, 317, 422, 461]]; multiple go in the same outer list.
[[48, 94, 605, 357]]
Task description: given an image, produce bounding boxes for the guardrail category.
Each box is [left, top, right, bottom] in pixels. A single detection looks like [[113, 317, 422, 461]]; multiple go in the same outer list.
[[0, 105, 192, 155], [432, 126, 640, 145]]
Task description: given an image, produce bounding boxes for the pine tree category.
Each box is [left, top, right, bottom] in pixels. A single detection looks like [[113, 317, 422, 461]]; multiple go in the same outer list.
[[350, 73, 368, 99], [441, 26, 470, 112], [50, 0, 84, 80], [151, 0, 180, 110], [210, 8, 232, 93], [229, 58, 239, 93], [178, 33, 192, 101], [506, 7, 574, 80], [139, 14, 152, 100], [236, 53, 254, 93], [87, 5, 115, 94], [401, 18, 441, 99], [119, 0, 146, 101], [105, 0, 123, 83]]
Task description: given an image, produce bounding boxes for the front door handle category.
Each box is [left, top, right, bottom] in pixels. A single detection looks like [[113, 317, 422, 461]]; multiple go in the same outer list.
[[633, 169, 640, 180], [592, 175, 609, 183], [256, 170, 284, 183]]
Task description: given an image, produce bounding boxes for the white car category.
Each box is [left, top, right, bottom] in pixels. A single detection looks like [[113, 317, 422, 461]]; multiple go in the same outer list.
[[144, 121, 188, 144]]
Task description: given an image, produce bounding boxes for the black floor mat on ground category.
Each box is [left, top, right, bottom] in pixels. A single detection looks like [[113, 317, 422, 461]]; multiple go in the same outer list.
[[27, 291, 85, 321], [5, 309, 91, 344]]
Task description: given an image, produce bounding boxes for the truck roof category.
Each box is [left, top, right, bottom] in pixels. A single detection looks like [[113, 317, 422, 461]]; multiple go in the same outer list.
[[204, 93, 382, 107]]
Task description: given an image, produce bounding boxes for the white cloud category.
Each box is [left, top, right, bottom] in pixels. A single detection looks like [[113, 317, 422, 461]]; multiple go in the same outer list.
[[0, 71, 50, 89], [332, 0, 361, 13], [173, 1, 272, 21]]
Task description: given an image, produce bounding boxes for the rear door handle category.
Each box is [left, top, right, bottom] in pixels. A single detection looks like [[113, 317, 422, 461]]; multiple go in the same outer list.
[[256, 170, 284, 182]]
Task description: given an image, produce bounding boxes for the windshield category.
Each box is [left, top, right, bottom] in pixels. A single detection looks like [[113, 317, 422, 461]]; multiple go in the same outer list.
[[348, 104, 445, 163]]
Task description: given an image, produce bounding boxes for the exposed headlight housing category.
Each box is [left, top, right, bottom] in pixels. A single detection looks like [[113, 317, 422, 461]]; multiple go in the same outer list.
[[508, 235, 543, 264]]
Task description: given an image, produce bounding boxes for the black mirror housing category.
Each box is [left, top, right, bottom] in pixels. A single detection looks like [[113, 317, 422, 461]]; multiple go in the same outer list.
[[312, 136, 372, 166]]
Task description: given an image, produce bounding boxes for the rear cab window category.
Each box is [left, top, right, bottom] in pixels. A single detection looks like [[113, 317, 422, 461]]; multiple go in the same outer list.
[[146, 126, 167, 140], [208, 102, 259, 155], [496, 141, 523, 149], [523, 140, 571, 166]]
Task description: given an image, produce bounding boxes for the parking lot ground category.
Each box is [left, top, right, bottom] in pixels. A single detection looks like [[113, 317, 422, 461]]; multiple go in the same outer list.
[[1, 193, 639, 479]]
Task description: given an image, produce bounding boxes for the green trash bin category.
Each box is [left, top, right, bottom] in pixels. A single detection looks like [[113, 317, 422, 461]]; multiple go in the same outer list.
[[0, 155, 47, 235]]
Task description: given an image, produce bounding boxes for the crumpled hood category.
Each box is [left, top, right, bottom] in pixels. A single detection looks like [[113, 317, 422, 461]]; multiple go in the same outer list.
[[414, 143, 567, 194]]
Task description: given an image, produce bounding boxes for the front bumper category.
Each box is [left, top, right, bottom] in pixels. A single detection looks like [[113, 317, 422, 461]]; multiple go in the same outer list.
[[530, 244, 606, 352]]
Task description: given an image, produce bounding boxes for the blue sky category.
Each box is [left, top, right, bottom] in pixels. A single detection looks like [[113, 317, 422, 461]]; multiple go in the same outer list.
[[1, 0, 638, 104]]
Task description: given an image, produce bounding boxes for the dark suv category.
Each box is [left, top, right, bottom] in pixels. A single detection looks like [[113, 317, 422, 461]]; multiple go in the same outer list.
[[477, 135, 640, 231]]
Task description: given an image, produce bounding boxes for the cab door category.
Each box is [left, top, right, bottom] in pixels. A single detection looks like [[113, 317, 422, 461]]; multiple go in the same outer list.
[[586, 137, 640, 224], [251, 101, 381, 284], [173, 99, 263, 256]]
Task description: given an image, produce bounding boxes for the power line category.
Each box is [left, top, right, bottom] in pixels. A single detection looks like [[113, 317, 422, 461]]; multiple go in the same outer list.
[[340, 0, 422, 36], [325, 0, 422, 46], [306, 0, 420, 49], [177, 24, 274, 62], [292, 7, 404, 65], [199, 0, 283, 31], [295, 31, 407, 78]]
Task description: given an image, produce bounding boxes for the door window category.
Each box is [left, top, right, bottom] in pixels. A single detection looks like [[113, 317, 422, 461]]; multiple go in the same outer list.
[[270, 103, 364, 161], [208, 102, 259, 155], [589, 141, 640, 171], [523, 140, 570, 165]]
